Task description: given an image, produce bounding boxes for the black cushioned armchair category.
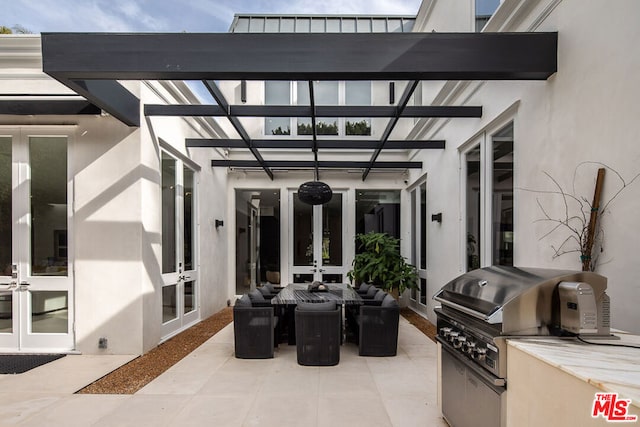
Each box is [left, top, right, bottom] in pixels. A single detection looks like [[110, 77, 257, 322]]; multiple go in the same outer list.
[[295, 301, 341, 366], [357, 294, 399, 357], [233, 295, 278, 359]]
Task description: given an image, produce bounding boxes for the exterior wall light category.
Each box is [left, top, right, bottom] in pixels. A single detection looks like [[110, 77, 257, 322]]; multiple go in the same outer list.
[[215, 219, 224, 228], [431, 213, 442, 223]]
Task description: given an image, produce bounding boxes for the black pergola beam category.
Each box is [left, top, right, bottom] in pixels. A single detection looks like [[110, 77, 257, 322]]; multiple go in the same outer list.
[[42, 32, 557, 81], [64, 79, 139, 126], [363, 80, 419, 180], [145, 104, 482, 118], [211, 160, 422, 169], [187, 139, 446, 150], [201, 80, 274, 180], [0, 100, 100, 115]]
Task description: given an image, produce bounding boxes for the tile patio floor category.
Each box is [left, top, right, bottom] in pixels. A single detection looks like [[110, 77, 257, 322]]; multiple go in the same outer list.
[[0, 317, 447, 427]]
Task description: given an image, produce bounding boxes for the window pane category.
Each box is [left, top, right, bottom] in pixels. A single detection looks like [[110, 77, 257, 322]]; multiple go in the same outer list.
[[315, 81, 338, 105], [346, 119, 371, 136], [0, 137, 11, 276], [30, 137, 67, 276], [466, 146, 481, 271], [310, 18, 325, 32], [265, 82, 291, 135], [0, 291, 12, 332], [322, 194, 342, 266], [420, 278, 427, 305], [388, 19, 402, 32], [265, 81, 290, 105], [162, 152, 176, 274], [410, 190, 416, 266], [493, 124, 514, 266], [293, 195, 314, 266], [236, 190, 281, 294], [265, 18, 280, 32], [295, 18, 310, 33], [184, 280, 195, 314], [280, 18, 294, 32], [162, 285, 177, 323], [372, 19, 387, 32], [355, 190, 400, 239], [297, 81, 310, 105], [183, 167, 194, 271], [31, 291, 68, 333], [342, 18, 356, 32], [266, 118, 290, 135], [346, 81, 371, 105], [249, 17, 264, 33], [356, 18, 371, 33], [326, 18, 341, 33], [420, 182, 427, 270]]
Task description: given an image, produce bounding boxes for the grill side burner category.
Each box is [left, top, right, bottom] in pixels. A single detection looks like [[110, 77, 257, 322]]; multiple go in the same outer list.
[[433, 266, 610, 427]]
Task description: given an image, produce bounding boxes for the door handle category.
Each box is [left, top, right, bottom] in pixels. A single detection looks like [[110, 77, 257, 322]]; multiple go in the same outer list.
[[310, 268, 317, 273], [319, 269, 325, 272], [19, 281, 30, 291]]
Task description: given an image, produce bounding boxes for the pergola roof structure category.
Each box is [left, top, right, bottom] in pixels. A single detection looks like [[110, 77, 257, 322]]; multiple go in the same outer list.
[[40, 31, 557, 180]]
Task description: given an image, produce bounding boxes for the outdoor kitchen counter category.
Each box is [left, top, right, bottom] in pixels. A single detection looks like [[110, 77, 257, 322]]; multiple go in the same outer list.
[[506, 334, 640, 426]]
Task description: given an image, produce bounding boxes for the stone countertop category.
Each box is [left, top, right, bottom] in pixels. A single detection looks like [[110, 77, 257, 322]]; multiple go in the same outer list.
[[507, 333, 640, 408]]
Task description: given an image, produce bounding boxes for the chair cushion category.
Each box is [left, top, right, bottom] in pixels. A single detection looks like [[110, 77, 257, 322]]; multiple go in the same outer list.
[[381, 294, 399, 307], [358, 283, 371, 292], [366, 286, 379, 297], [236, 294, 252, 306], [263, 282, 275, 292], [258, 286, 271, 297], [297, 301, 337, 311], [374, 291, 387, 302], [248, 289, 266, 302]]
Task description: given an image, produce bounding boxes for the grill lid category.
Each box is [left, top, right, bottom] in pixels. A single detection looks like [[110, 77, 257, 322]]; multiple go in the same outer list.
[[433, 266, 607, 327]]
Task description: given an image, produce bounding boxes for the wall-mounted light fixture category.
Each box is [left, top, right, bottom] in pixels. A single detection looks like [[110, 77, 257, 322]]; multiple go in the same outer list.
[[215, 219, 224, 228], [389, 82, 395, 104], [240, 80, 247, 104], [431, 213, 442, 223]]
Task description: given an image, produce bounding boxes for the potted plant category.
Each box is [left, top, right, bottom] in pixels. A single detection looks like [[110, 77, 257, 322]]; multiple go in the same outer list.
[[347, 232, 418, 297]]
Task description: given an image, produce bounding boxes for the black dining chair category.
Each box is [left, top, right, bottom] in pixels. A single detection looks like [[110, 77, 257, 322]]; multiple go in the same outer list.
[[294, 301, 341, 366], [233, 294, 279, 359], [356, 293, 400, 357]]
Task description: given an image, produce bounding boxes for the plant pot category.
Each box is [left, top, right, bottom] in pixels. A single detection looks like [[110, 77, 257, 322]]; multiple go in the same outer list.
[[266, 270, 280, 284]]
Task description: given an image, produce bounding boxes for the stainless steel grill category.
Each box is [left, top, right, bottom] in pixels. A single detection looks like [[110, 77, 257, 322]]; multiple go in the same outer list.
[[433, 266, 610, 427]]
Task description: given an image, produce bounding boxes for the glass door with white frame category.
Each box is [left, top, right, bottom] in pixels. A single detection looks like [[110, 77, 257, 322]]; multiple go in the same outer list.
[[161, 152, 198, 339], [0, 132, 74, 352], [290, 191, 345, 283], [409, 181, 427, 305]]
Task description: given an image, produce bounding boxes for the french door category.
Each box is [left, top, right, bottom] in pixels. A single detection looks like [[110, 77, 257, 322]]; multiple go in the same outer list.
[[290, 191, 346, 283], [160, 151, 198, 339], [0, 130, 74, 352]]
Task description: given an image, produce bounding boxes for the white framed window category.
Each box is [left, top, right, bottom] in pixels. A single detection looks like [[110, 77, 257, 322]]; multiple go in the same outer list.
[[264, 81, 372, 137], [462, 121, 514, 271], [409, 179, 427, 305]]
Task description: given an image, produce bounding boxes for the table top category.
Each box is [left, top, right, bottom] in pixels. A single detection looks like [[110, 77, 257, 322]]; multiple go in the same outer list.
[[271, 283, 363, 305]]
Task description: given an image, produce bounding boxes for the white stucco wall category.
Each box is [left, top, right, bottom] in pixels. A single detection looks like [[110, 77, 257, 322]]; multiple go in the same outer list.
[[410, 0, 640, 333]]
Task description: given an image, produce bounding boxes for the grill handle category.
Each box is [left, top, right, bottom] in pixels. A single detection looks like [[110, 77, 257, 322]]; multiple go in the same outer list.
[[433, 294, 492, 322]]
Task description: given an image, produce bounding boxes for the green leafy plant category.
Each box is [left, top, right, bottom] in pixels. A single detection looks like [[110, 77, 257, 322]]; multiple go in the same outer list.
[[345, 120, 371, 136], [297, 121, 338, 135], [347, 232, 418, 295], [270, 126, 290, 135]]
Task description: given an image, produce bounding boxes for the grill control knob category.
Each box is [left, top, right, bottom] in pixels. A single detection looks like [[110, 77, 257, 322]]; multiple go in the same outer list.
[[453, 336, 466, 349], [474, 347, 487, 361], [465, 341, 476, 355], [448, 331, 459, 343], [440, 327, 452, 338]]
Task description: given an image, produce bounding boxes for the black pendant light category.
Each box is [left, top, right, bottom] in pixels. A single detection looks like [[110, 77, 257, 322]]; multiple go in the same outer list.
[[298, 180, 333, 205]]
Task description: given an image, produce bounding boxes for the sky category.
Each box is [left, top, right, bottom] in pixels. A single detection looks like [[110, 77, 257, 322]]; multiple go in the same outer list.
[[3, 0, 423, 33]]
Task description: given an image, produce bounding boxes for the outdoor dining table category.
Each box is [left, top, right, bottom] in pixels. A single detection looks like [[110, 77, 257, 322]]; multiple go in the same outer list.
[[270, 283, 363, 344]]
